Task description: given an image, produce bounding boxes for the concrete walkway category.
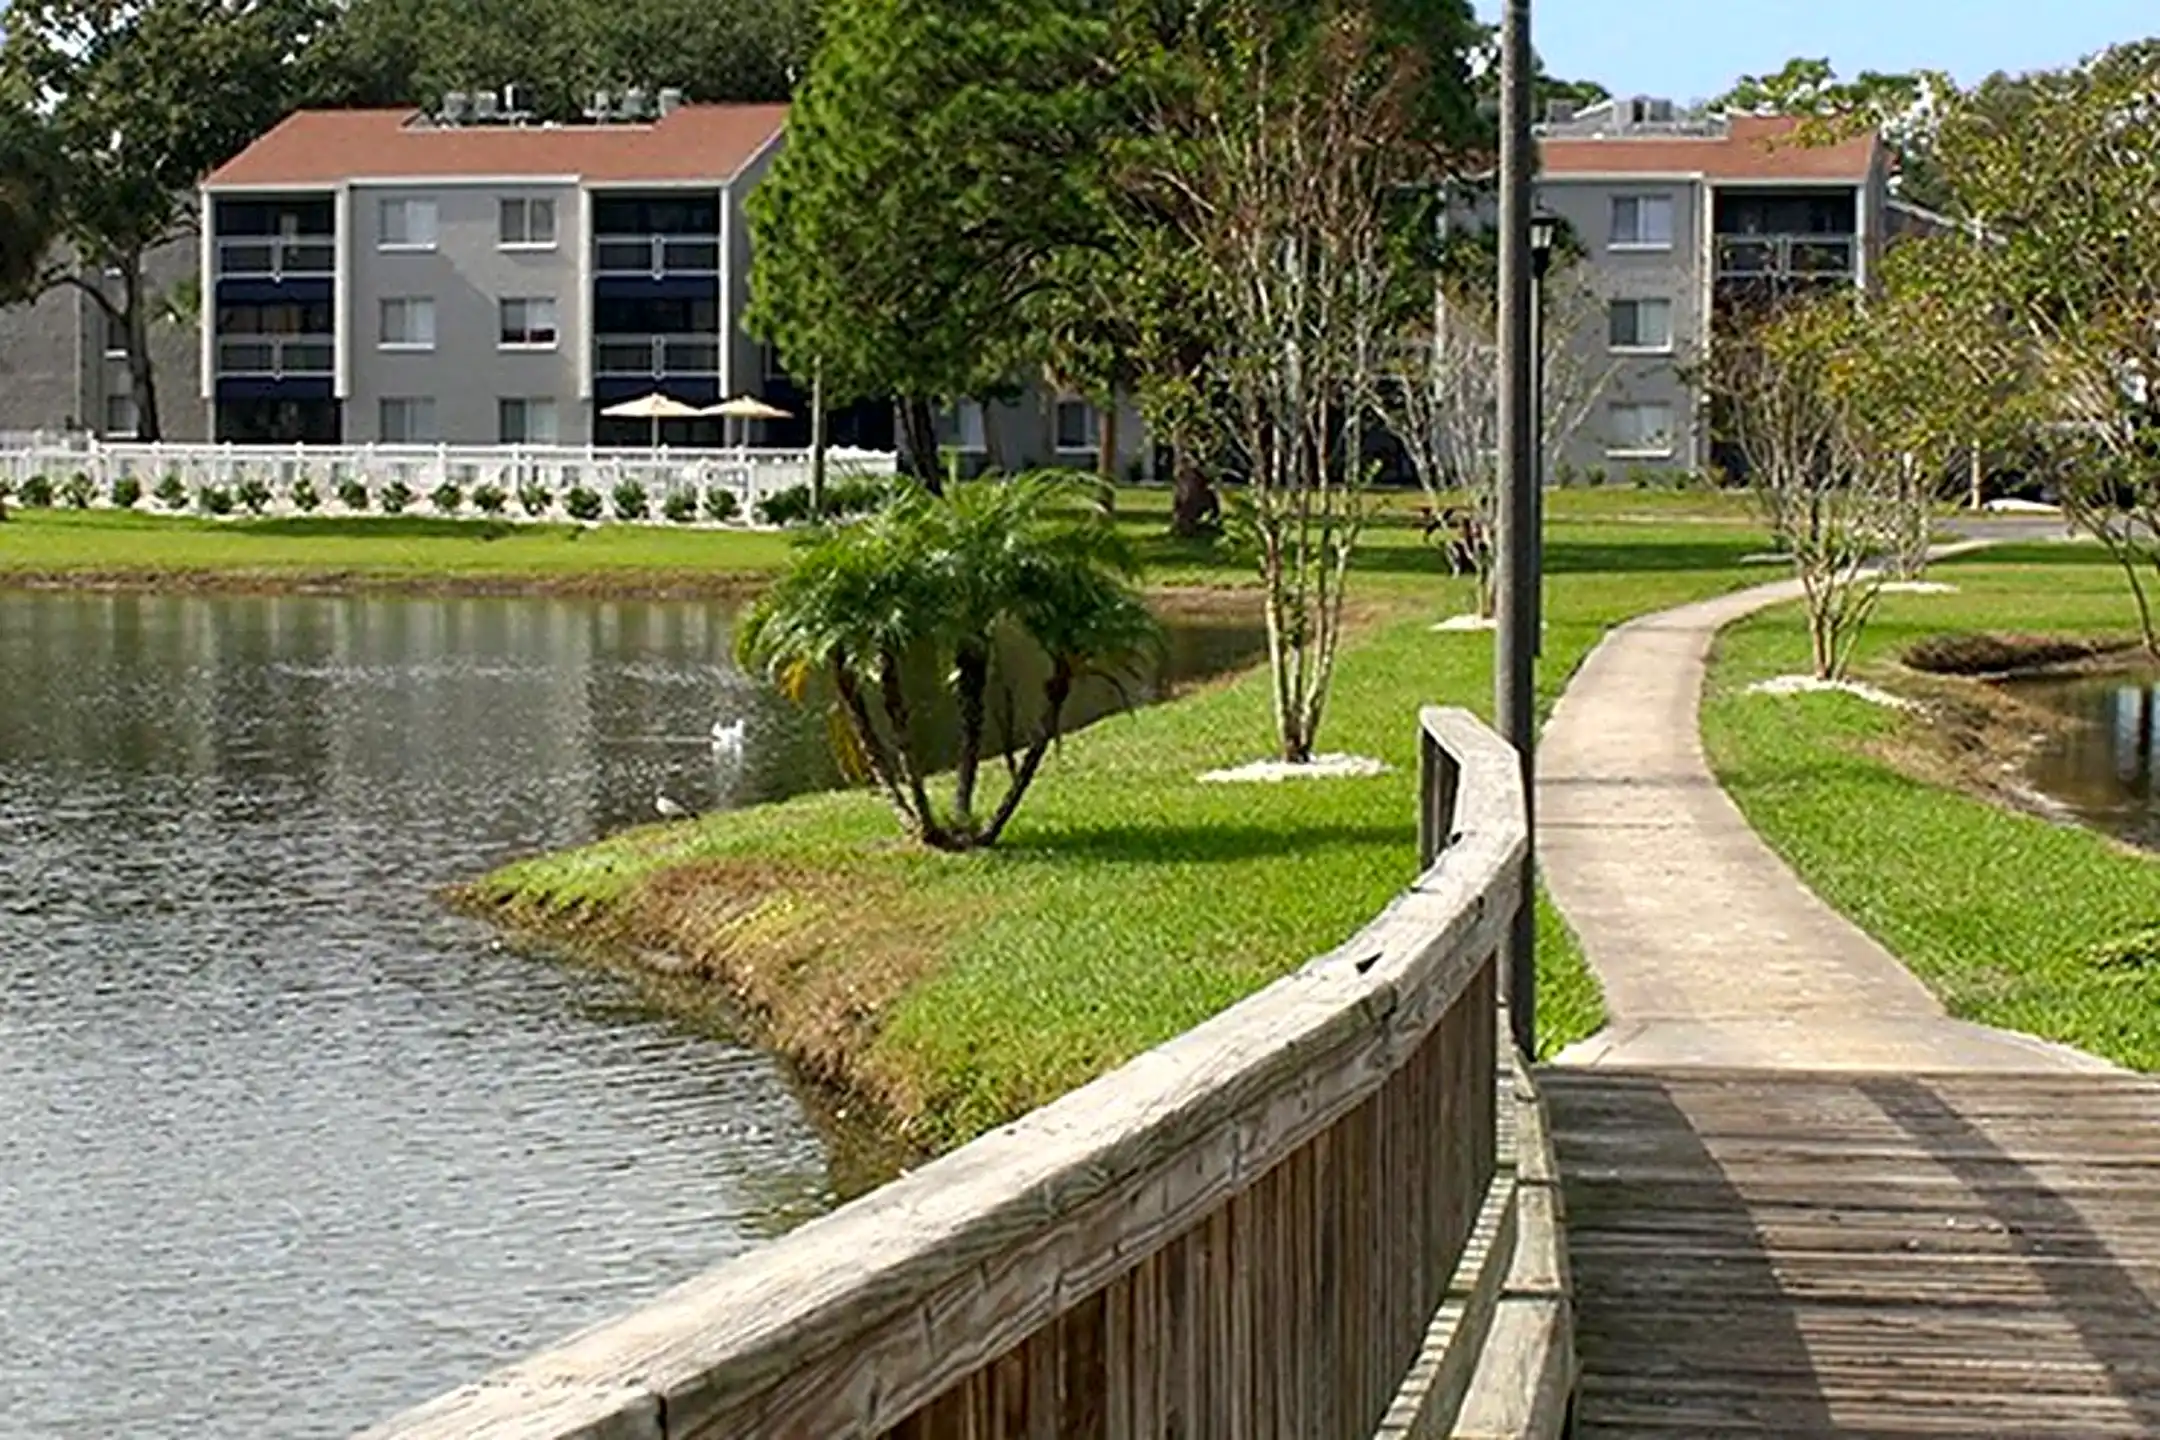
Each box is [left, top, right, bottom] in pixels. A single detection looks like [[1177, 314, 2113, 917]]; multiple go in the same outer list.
[[1539, 579, 2112, 1073]]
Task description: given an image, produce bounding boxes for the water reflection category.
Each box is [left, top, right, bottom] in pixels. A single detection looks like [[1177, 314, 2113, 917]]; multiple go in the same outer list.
[[0, 588, 1263, 1438], [2014, 675, 2160, 850]]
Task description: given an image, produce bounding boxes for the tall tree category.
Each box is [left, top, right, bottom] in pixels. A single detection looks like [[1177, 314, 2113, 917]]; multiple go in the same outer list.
[[1, 0, 331, 439], [1914, 40, 2160, 653], [745, 0, 1111, 487], [0, 98, 57, 297], [1711, 55, 1954, 208]]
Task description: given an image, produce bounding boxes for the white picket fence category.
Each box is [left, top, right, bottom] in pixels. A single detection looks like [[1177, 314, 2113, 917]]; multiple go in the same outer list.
[[0, 439, 899, 527]]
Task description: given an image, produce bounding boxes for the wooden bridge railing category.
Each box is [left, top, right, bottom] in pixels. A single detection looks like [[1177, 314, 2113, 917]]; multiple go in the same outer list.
[[362, 707, 1539, 1440]]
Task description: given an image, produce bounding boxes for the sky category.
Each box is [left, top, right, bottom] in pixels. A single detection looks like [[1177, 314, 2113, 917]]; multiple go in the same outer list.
[[1475, 0, 2156, 105]]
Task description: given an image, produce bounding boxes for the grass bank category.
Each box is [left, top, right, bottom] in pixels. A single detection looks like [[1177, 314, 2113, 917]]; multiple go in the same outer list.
[[1703, 542, 2160, 1070], [471, 505, 1766, 1152]]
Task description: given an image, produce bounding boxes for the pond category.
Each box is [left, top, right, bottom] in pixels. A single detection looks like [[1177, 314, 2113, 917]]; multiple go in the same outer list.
[[0, 588, 1263, 1439], [2010, 673, 2160, 852]]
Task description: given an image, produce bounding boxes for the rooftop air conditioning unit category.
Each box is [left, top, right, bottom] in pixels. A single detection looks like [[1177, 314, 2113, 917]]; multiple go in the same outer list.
[[1646, 98, 1676, 123], [438, 90, 470, 125], [619, 87, 649, 121], [586, 90, 613, 123], [1544, 99, 1577, 125], [658, 87, 685, 117], [472, 90, 501, 122]]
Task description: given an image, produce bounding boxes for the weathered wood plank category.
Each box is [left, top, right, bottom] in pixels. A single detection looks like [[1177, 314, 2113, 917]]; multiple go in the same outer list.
[[1552, 1068, 2160, 1440]]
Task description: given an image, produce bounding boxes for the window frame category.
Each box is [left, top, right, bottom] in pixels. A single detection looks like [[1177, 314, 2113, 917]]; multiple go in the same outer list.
[[498, 296, 559, 350], [379, 396, 439, 444], [103, 390, 138, 439], [1609, 193, 1676, 252], [378, 296, 437, 351], [498, 396, 560, 445], [378, 196, 439, 252], [1605, 400, 1677, 459], [499, 196, 558, 250], [1607, 297, 1676, 354], [1053, 397, 1097, 454]]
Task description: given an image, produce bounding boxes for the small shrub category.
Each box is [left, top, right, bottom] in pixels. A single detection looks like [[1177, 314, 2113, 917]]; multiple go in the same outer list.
[[291, 477, 321, 512], [1582, 465, 1608, 487], [472, 483, 509, 515], [1553, 461, 1578, 488], [19, 474, 53, 507], [236, 478, 273, 515], [611, 479, 650, 521], [155, 472, 188, 510], [663, 490, 699, 523], [62, 472, 96, 509], [565, 486, 604, 522], [337, 477, 371, 512], [755, 475, 894, 527], [430, 481, 464, 515], [380, 480, 414, 515], [196, 484, 236, 516], [703, 486, 740, 523], [110, 475, 143, 510], [517, 482, 553, 517]]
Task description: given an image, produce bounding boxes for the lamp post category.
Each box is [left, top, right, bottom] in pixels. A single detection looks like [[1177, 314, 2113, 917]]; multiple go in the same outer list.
[[1527, 212, 1557, 656], [1495, 0, 1538, 1059]]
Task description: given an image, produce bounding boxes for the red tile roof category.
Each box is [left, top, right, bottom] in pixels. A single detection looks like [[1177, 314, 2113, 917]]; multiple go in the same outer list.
[[1540, 114, 1880, 183], [204, 104, 788, 188]]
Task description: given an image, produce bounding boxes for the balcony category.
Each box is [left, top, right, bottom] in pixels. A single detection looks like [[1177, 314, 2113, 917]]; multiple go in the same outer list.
[[595, 334, 722, 379], [1714, 234, 1856, 283], [216, 335, 336, 380], [593, 235, 721, 279], [216, 236, 336, 281]]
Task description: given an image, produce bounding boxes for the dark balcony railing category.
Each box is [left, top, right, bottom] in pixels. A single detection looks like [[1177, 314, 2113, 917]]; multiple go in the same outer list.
[[593, 235, 722, 278], [217, 237, 336, 281], [1715, 234, 1856, 282], [217, 335, 336, 379], [594, 333, 722, 377]]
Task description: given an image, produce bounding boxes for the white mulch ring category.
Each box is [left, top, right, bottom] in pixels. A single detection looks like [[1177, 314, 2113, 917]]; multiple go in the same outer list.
[[1199, 753, 1393, 784], [1747, 674, 1918, 711], [1981, 498, 2061, 515], [1740, 552, 1795, 566], [1431, 613, 1497, 632], [1877, 580, 1960, 595]]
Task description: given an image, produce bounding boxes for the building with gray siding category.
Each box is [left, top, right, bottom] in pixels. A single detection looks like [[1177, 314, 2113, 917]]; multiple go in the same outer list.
[[0, 236, 207, 442], [1534, 99, 1897, 478]]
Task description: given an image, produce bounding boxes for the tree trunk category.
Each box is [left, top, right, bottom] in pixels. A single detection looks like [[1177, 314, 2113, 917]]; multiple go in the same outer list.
[[876, 654, 946, 845], [1169, 448, 1217, 538], [1096, 395, 1118, 515], [951, 641, 990, 831], [897, 395, 943, 495], [980, 662, 1073, 845], [121, 263, 161, 442]]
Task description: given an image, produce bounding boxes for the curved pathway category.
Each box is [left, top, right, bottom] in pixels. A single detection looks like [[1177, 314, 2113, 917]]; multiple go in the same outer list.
[[1537, 576, 2112, 1073]]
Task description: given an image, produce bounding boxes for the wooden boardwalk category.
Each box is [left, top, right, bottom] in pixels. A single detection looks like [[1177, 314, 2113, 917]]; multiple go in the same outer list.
[[1546, 1068, 2160, 1437]]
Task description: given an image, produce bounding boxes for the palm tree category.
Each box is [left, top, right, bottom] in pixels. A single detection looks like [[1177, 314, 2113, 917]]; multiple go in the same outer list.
[[737, 475, 1159, 850]]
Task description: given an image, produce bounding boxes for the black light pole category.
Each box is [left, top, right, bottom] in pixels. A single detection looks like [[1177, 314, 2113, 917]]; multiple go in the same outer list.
[[1528, 213, 1557, 655], [1495, 0, 1538, 1059]]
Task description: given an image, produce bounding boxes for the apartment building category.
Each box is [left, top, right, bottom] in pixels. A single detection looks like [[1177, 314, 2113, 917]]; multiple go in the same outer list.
[[0, 238, 207, 441], [195, 95, 897, 448], [1535, 99, 1897, 477]]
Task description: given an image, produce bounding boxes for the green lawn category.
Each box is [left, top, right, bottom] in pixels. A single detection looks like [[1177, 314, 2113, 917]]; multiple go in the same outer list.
[[1703, 543, 2160, 1070], [474, 505, 1767, 1150]]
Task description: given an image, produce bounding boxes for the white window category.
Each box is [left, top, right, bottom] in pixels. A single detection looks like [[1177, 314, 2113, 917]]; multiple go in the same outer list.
[[950, 400, 987, 452], [379, 197, 438, 250], [103, 308, 129, 358], [499, 197, 557, 248], [1607, 401, 1675, 456], [103, 391, 137, 438], [379, 297, 436, 349], [498, 297, 558, 348], [1054, 397, 1096, 452], [380, 397, 438, 443], [1610, 194, 1674, 249], [1608, 298, 1674, 352], [499, 397, 559, 444]]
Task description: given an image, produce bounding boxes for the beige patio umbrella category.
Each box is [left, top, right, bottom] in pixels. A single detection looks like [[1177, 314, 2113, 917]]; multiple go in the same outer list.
[[701, 394, 794, 447], [602, 391, 703, 447]]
